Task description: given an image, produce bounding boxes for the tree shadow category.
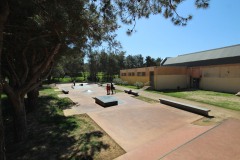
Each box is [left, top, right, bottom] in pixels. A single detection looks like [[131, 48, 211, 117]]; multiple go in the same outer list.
[[4, 89, 110, 160], [69, 131, 109, 160]]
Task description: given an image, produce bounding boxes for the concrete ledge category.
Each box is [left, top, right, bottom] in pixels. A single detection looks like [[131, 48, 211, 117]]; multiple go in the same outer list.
[[159, 98, 210, 116], [124, 90, 139, 96], [95, 96, 118, 107], [62, 89, 69, 94]]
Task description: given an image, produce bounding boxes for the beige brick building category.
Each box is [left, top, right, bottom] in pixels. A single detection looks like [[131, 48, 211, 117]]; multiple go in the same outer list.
[[120, 44, 240, 93]]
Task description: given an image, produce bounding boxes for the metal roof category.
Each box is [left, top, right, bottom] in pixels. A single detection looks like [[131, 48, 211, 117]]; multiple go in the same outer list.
[[163, 44, 240, 66]]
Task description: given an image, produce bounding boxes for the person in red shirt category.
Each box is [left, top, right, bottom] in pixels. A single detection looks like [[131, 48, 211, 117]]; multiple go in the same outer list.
[[106, 84, 110, 95]]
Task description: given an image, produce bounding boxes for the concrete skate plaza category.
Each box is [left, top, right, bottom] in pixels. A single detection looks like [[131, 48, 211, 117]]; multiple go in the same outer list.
[[57, 83, 240, 160]]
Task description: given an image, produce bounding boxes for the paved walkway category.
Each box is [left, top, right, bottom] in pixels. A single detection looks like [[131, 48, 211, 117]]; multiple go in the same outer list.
[[161, 118, 240, 160], [88, 104, 206, 152], [56, 83, 240, 160]]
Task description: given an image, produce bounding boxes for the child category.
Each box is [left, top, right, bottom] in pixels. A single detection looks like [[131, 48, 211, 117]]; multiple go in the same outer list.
[[110, 83, 115, 94], [106, 84, 110, 95]]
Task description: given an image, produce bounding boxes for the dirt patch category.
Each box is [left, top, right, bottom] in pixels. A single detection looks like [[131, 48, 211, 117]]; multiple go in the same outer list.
[[134, 96, 159, 104], [192, 117, 225, 126]]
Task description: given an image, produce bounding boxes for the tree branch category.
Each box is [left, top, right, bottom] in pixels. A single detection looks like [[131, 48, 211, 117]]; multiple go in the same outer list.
[[24, 62, 54, 95], [6, 56, 21, 87], [2, 81, 18, 98], [19, 43, 61, 94], [20, 40, 31, 84]]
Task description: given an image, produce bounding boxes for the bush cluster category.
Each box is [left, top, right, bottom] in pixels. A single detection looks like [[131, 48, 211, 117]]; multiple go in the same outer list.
[[113, 78, 128, 86], [134, 82, 144, 89]]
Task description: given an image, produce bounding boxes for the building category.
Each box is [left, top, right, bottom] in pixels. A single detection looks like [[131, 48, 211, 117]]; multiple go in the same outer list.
[[120, 44, 240, 93]]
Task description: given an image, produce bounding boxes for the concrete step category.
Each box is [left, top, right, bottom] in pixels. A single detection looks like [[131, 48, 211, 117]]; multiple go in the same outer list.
[[140, 86, 152, 90]]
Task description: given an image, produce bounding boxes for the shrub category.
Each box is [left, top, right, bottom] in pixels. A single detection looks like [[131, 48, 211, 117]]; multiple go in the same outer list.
[[122, 81, 128, 86], [134, 81, 144, 89], [113, 78, 123, 85]]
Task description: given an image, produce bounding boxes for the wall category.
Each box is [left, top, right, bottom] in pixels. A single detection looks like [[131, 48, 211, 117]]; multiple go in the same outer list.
[[120, 66, 187, 87], [199, 64, 240, 93], [121, 76, 149, 85], [154, 67, 187, 90], [200, 78, 240, 93], [120, 64, 240, 93], [155, 75, 188, 90], [154, 66, 187, 75], [120, 67, 155, 85]]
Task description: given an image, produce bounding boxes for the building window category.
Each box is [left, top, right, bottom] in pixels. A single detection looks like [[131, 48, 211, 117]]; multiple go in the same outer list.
[[128, 73, 131, 76], [132, 72, 135, 76], [142, 72, 146, 76], [137, 72, 141, 76], [121, 73, 126, 76]]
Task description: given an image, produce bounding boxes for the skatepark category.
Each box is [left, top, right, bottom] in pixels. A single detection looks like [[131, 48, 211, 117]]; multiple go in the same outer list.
[[57, 83, 240, 160]]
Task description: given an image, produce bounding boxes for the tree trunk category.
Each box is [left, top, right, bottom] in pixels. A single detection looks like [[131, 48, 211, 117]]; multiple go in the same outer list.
[[9, 93, 27, 142], [26, 87, 39, 112], [0, 0, 9, 159], [47, 75, 52, 84], [0, 108, 5, 160]]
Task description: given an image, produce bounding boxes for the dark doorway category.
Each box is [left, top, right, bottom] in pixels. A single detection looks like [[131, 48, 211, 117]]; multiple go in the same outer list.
[[150, 71, 154, 89], [191, 78, 200, 89]]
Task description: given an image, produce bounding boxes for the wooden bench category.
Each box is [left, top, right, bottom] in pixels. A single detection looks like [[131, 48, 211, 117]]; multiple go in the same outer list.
[[124, 90, 139, 96], [131, 91, 139, 96], [62, 89, 69, 94], [159, 98, 210, 116], [124, 90, 130, 93]]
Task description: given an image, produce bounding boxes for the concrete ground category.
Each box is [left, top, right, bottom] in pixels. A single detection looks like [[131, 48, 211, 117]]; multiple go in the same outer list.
[[161, 118, 240, 160], [57, 83, 151, 115], [56, 83, 240, 160], [88, 104, 206, 152]]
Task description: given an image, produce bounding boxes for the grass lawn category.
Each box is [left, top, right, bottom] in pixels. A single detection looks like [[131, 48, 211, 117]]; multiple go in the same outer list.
[[147, 89, 240, 111], [4, 86, 125, 160], [134, 96, 159, 104], [119, 85, 138, 90], [52, 76, 85, 83]]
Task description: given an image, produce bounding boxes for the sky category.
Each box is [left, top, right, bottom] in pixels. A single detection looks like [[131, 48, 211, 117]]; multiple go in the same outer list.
[[115, 0, 240, 59]]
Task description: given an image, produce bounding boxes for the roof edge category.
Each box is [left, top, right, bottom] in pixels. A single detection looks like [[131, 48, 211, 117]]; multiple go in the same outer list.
[[178, 44, 240, 57]]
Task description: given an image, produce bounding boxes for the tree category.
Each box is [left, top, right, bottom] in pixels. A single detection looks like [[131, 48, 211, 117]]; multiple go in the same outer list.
[[88, 51, 99, 82], [99, 50, 109, 73], [2, 0, 119, 141], [125, 55, 136, 69], [51, 62, 65, 80], [155, 57, 162, 66], [0, 0, 9, 159], [64, 48, 85, 80], [145, 56, 156, 67], [116, 51, 126, 70], [106, 52, 118, 81], [134, 54, 144, 68]]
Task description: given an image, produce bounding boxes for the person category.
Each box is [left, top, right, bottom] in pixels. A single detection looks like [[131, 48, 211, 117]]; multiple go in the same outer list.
[[106, 84, 110, 95], [110, 83, 115, 94], [73, 80, 76, 86]]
